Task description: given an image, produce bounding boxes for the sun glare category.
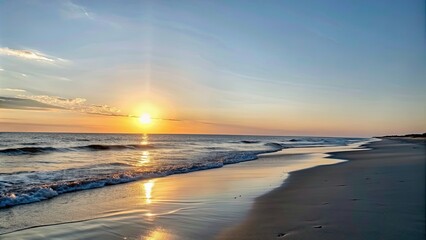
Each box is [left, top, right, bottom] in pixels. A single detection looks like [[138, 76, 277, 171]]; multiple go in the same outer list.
[[139, 113, 152, 124]]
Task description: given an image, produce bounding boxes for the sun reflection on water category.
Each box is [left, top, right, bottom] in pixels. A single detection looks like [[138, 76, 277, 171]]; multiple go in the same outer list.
[[138, 151, 150, 166], [138, 134, 151, 166], [140, 134, 149, 145]]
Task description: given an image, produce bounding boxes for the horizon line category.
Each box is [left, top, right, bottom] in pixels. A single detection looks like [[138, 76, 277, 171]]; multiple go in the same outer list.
[[0, 130, 371, 139]]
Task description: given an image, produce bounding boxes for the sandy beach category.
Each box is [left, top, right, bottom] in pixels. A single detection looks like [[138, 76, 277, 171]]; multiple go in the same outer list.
[[218, 138, 425, 240]]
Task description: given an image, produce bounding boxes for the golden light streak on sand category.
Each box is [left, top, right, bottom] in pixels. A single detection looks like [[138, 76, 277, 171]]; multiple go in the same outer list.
[[143, 180, 155, 204]]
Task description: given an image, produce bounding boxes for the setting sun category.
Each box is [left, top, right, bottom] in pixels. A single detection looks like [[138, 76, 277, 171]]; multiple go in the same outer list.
[[139, 113, 152, 124]]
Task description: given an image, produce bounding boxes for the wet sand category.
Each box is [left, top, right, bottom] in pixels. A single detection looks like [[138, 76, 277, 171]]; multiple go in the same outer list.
[[218, 139, 425, 240]]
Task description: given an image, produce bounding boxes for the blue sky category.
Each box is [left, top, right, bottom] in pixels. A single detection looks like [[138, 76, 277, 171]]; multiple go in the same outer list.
[[0, 0, 425, 136]]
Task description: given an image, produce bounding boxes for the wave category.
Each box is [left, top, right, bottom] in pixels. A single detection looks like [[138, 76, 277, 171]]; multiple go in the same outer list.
[[264, 142, 284, 148], [0, 141, 283, 156], [240, 140, 261, 144], [21, 142, 40, 146], [0, 144, 154, 156], [0, 142, 285, 208], [0, 147, 58, 155], [74, 144, 153, 151], [228, 140, 261, 144]]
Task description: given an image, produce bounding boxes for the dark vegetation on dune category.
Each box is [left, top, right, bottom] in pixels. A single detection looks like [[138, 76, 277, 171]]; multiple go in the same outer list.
[[378, 133, 426, 138]]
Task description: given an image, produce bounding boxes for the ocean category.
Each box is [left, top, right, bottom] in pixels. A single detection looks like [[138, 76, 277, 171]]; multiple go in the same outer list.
[[0, 132, 364, 208]]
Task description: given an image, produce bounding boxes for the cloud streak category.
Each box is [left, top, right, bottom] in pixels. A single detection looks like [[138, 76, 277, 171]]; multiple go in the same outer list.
[[0, 88, 27, 93], [0, 47, 67, 63], [62, 1, 93, 19], [19, 95, 123, 117], [0, 97, 64, 111]]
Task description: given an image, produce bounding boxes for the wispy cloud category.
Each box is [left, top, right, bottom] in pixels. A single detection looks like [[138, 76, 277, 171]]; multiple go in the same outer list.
[[62, 1, 93, 19], [59, 1, 121, 28], [63, 1, 93, 19], [0, 68, 70, 82], [153, 118, 181, 122], [0, 94, 128, 117], [0, 96, 64, 111], [0, 47, 68, 63], [0, 88, 27, 93], [57, 0, 123, 30], [19, 95, 123, 117]]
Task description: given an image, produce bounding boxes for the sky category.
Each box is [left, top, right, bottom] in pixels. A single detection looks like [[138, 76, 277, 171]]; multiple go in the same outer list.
[[0, 0, 425, 137]]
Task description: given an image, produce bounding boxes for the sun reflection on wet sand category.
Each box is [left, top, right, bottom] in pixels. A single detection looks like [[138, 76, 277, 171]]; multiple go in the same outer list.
[[143, 180, 155, 204]]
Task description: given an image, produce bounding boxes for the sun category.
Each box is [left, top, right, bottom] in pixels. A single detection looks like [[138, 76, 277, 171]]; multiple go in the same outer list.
[[139, 113, 152, 124]]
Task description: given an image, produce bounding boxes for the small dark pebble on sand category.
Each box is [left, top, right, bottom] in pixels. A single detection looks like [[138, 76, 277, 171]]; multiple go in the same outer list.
[[277, 233, 286, 237]]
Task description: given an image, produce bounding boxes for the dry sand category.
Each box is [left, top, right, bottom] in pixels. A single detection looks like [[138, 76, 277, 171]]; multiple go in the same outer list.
[[218, 139, 425, 240]]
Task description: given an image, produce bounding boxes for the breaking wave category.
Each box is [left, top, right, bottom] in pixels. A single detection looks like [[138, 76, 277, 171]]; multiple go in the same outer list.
[[0, 144, 154, 156], [0, 142, 284, 208]]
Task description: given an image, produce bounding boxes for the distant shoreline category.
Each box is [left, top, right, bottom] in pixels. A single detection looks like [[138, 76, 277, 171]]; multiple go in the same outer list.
[[378, 132, 426, 139]]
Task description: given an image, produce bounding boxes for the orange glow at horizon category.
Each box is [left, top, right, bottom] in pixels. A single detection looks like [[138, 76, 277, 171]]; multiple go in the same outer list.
[[2, 102, 421, 137]]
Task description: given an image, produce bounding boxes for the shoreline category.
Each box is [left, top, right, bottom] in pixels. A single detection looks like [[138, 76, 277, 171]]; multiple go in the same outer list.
[[0, 142, 366, 239], [218, 138, 425, 239]]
